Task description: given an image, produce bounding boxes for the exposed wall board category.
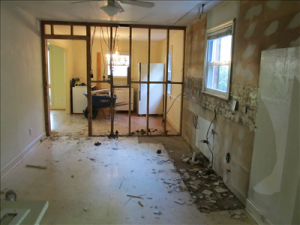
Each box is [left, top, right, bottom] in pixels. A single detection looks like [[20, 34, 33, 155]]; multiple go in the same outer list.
[[182, 0, 300, 206], [248, 47, 299, 224], [234, 1, 300, 85], [184, 77, 258, 131], [1, 3, 44, 171]]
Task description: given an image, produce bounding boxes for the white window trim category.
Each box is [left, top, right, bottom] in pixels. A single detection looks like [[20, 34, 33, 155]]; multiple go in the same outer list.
[[202, 19, 235, 100]]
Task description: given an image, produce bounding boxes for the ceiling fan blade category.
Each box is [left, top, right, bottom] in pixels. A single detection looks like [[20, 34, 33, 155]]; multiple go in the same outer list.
[[120, 0, 154, 8], [114, 1, 125, 12], [71, 1, 94, 4]]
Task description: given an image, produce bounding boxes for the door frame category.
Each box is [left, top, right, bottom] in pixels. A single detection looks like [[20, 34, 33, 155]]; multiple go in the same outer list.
[[41, 21, 186, 137]]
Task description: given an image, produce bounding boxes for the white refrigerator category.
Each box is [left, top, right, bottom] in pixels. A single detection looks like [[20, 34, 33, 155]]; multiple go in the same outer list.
[[137, 63, 164, 115]]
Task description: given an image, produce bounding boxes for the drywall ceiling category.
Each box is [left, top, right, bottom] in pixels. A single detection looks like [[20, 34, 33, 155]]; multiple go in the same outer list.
[[12, 0, 223, 26]]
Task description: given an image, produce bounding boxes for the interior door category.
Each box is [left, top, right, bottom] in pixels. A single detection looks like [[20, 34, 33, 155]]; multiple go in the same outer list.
[[49, 44, 66, 110]]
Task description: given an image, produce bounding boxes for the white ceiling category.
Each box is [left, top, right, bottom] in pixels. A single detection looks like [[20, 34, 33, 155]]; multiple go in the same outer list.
[[12, 0, 223, 26]]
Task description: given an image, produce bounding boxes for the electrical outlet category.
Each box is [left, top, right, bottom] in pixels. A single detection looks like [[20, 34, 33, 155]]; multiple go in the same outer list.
[[29, 128, 32, 136]]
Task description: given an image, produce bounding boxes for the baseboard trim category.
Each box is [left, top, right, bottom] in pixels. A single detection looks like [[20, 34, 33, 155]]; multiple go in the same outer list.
[[246, 199, 271, 225], [1, 132, 45, 179], [167, 117, 179, 133]]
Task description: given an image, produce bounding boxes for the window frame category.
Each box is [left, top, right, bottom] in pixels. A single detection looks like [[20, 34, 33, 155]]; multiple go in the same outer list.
[[203, 20, 235, 100]]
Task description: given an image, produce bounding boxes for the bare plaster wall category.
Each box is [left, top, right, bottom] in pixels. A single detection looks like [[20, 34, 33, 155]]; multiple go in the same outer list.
[[182, 0, 300, 205], [1, 3, 44, 172]]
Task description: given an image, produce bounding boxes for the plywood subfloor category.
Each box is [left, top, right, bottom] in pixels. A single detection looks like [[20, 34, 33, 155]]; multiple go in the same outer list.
[[51, 110, 178, 136], [1, 135, 256, 224]]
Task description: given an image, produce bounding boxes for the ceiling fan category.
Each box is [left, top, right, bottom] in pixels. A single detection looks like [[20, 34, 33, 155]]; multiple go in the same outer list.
[[72, 0, 155, 17]]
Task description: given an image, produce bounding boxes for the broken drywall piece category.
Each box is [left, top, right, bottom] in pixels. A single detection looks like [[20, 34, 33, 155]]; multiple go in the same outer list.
[[202, 190, 213, 196], [214, 187, 228, 193], [138, 201, 144, 207], [153, 210, 162, 215], [26, 164, 47, 169], [182, 173, 189, 180], [174, 199, 185, 205]]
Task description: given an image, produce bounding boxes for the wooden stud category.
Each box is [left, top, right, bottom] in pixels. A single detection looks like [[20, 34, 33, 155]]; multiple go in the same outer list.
[[44, 35, 88, 40], [97, 52, 101, 89], [41, 25, 51, 136], [42, 21, 184, 30], [71, 25, 74, 36], [86, 25, 92, 136], [129, 27, 132, 135], [51, 24, 54, 35], [110, 27, 114, 136], [164, 29, 170, 136], [130, 81, 183, 84], [180, 28, 186, 136], [146, 28, 151, 136]]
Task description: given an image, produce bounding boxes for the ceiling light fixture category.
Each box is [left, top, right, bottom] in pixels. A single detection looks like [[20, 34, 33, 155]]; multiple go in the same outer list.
[[100, 1, 124, 17]]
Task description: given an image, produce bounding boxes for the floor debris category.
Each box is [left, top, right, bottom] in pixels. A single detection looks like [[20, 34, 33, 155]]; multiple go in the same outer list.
[[119, 180, 124, 189], [26, 164, 47, 169], [138, 201, 144, 207], [83, 207, 88, 211], [94, 142, 101, 146], [174, 199, 185, 205], [127, 195, 143, 199], [202, 190, 213, 196], [153, 210, 162, 215], [214, 187, 228, 193], [90, 158, 96, 162]]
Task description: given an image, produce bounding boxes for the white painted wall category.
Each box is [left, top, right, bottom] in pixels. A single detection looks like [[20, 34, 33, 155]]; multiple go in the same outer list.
[[247, 47, 299, 224], [1, 2, 45, 176]]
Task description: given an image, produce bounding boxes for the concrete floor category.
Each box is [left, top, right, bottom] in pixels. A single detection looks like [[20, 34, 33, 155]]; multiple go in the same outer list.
[[1, 135, 257, 224], [51, 110, 178, 136]]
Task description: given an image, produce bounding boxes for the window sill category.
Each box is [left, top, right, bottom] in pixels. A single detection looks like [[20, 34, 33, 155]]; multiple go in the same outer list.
[[202, 90, 229, 101]]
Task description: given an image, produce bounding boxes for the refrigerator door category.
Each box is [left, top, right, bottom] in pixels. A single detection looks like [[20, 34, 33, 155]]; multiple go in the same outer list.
[[72, 86, 87, 113]]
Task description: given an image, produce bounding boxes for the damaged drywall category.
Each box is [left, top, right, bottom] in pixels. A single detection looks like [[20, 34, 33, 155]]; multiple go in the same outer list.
[[182, 0, 300, 207], [184, 77, 258, 131]]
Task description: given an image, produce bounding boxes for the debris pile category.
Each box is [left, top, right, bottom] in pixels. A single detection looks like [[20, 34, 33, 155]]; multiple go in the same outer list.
[[176, 164, 241, 213]]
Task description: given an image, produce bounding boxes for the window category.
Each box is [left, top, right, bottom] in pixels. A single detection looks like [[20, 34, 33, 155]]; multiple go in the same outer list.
[[203, 20, 234, 100], [167, 48, 172, 94], [106, 54, 129, 77]]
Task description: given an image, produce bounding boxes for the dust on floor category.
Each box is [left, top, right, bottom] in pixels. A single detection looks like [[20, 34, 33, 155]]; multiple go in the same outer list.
[[1, 132, 256, 224]]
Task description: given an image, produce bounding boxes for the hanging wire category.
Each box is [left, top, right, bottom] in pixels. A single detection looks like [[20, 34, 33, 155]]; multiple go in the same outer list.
[[166, 93, 181, 115], [99, 27, 107, 77]]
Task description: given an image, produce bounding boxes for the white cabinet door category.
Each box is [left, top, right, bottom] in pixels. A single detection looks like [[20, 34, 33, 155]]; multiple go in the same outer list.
[[72, 86, 87, 113], [115, 88, 134, 111]]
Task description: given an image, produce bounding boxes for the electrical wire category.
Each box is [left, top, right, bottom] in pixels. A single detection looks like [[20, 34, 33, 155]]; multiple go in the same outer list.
[[206, 108, 217, 140], [90, 26, 96, 75], [193, 115, 198, 129], [185, 131, 194, 154], [166, 93, 181, 115], [204, 109, 217, 168]]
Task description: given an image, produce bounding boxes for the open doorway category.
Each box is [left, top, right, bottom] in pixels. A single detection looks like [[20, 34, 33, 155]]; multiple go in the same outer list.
[[47, 39, 88, 136]]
